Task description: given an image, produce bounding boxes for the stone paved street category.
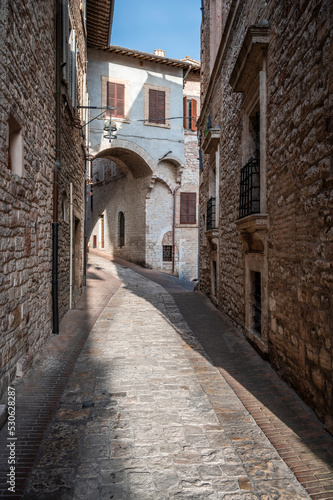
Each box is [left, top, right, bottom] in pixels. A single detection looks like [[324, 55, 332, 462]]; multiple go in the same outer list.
[[21, 255, 313, 499]]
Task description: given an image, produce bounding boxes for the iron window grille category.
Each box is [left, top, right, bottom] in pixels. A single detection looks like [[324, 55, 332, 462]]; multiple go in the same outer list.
[[163, 245, 173, 262], [239, 158, 260, 219], [206, 197, 216, 230]]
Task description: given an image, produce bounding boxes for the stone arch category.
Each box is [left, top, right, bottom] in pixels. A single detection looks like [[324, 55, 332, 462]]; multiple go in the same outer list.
[[93, 139, 156, 179], [158, 155, 184, 183], [159, 155, 182, 168], [146, 174, 175, 198]]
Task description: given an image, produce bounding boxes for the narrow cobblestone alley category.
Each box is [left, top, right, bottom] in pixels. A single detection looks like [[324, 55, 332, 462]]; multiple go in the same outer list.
[[1, 254, 332, 499]]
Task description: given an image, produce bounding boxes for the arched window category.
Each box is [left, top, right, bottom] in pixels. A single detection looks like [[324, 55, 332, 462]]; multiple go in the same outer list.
[[118, 212, 125, 248]]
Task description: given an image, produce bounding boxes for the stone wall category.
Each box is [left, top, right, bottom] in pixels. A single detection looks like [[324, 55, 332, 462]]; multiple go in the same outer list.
[[0, 0, 87, 398], [57, 0, 86, 316], [199, 0, 332, 431], [89, 159, 148, 265], [0, 0, 55, 396]]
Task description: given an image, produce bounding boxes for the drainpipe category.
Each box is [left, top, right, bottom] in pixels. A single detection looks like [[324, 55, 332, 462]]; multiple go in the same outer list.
[[183, 65, 192, 87], [52, 0, 61, 334], [172, 184, 181, 275]]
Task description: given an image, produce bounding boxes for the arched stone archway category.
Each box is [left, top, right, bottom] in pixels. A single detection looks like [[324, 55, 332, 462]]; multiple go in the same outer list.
[[93, 139, 156, 179]]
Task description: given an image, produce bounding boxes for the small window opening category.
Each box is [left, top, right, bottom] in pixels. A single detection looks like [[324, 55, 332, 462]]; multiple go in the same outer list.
[[163, 245, 173, 262], [249, 106, 260, 160], [8, 115, 23, 176], [118, 212, 125, 248]]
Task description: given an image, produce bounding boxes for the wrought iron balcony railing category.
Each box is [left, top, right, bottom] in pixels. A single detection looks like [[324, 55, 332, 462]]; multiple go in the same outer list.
[[239, 158, 260, 219], [206, 197, 216, 230]]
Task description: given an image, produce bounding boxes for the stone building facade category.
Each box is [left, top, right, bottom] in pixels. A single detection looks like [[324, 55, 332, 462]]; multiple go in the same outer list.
[[0, 0, 113, 400], [198, 0, 332, 432], [87, 48, 200, 280]]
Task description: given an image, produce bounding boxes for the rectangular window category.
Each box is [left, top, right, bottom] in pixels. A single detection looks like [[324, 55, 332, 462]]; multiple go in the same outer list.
[[107, 82, 125, 118], [183, 97, 197, 131], [163, 245, 173, 262], [149, 89, 165, 124], [8, 115, 23, 176], [180, 192, 196, 224]]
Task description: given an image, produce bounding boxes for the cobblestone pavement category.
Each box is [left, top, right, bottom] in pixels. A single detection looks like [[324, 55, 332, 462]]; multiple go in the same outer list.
[[0, 265, 121, 499], [22, 255, 311, 499]]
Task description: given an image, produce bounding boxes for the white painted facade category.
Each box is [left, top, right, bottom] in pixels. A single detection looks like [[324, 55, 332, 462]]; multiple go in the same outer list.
[[87, 47, 200, 280]]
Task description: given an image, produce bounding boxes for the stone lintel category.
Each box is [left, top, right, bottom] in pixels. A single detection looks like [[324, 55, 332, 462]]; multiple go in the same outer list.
[[205, 228, 219, 249], [202, 128, 221, 156], [236, 213, 268, 234], [230, 25, 270, 92]]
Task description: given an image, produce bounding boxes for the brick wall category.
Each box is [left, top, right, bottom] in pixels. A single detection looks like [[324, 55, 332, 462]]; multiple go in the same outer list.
[[199, 0, 332, 431]]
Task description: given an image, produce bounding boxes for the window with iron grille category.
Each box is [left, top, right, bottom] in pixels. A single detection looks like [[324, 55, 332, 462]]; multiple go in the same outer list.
[[162, 245, 173, 262], [180, 192, 196, 224], [107, 82, 125, 118], [206, 197, 216, 230], [149, 89, 165, 124], [239, 158, 260, 219]]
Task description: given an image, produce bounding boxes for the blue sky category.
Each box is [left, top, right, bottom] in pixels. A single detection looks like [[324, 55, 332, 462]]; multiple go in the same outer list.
[[111, 0, 202, 62]]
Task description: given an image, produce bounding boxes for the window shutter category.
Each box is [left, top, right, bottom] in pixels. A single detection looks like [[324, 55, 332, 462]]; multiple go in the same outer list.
[[180, 193, 188, 224], [107, 82, 115, 117], [183, 96, 187, 129], [188, 193, 196, 223], [180, 192, 196, 224], [116, 83, 125, 117], [149, 89, 157, 122], [149, 89, 165, 123], [191, 99, 197, 131], [157, 90, 165, 124]]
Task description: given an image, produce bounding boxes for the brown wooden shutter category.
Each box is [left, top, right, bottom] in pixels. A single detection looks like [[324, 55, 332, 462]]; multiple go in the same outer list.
[[107, 82, 124, 118], [149, 89, 165, 123], [180, 193, 188, 224], [116, 83, 124, 117], [149, 89, 157, 122], [107, 82, 115, 117], [157, 90, 165, 124], [188, 193, 196, 223], [180, 192, 196, 224], [183, 96, 187, 129], [191, 99, 197, 131]]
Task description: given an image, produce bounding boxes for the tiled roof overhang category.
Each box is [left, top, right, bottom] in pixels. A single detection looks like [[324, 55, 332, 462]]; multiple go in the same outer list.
[[87, 0, 115, 48], [99, 45, 201, 73]]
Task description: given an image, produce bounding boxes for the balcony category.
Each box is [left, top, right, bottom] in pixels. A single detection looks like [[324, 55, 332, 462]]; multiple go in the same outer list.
[[239, 158, 260, 219], [206, 197, 216, 230]]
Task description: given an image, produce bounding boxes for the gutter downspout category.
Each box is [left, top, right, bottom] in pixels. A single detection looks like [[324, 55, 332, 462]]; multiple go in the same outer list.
[[172, 183, 181, 275], [183, 65, 192, 87], [52, 0, 61, 334]]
